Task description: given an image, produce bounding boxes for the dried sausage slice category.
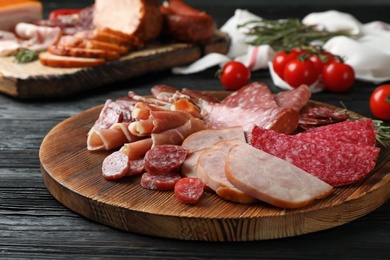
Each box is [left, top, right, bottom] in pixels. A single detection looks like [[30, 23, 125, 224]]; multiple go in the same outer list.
[[102, 151, 129, 180], [140, 171, 181, 191], [174, 177, 204, 203], [144, 145, 189, 174]]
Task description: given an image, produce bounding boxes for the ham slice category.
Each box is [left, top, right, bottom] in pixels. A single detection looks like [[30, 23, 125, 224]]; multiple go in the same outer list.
[[196, 139, 257, 204], [39, 52, 105, 68], [16, 23, 62, 51], [0, 0, 42, 31], [182, 126, 246, 153], [47, 44, 120, 61], [93, 0, 163, 43], [225, 142, 333, 208]]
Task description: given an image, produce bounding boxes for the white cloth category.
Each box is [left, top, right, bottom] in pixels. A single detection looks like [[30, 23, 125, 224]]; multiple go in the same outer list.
[[172, 9, 390, 89]]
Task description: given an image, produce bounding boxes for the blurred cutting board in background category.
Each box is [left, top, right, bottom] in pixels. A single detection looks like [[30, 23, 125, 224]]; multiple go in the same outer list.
[[0, 31, 229, 99]]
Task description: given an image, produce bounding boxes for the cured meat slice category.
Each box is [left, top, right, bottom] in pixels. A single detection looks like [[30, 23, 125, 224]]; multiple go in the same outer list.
[[174, 177, 204, 204], [298, 106, 350, 129], [196, 139, 257, 204], [150, 110, 192, 133], [140, 171, 181, 191], [151, 117, 206, 147], [47, 45, 120, 61], [202, 103, 299, 134], [273, 84, 311, 112], [225, 142, 333, 208], [128, 118, 155, 136], [102, 151, 130, 180], [295, 129, 377, 147], [220, 82, 278, 109], [304, 119, 375, 133], [144, 145, 189, 174], [182, 126, 245, 153], [16, 23, 62, 51], [151, 84, 177, 98], [87, 122, 139, 151], [171, 99, 202, 119], [131, 102, 166, 120], [39, 52, 105, 68], [120, 138, 153, 160], [73, 29, 140, 48], [250, 126, 380, 186], [93, 0, 163, 43], [127, 159, 145, 176], [181, 149, 203, 178]]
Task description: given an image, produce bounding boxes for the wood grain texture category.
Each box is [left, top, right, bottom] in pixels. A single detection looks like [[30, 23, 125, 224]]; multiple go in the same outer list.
[[0, 31, 229, 99], [39, 93, 390, 242]]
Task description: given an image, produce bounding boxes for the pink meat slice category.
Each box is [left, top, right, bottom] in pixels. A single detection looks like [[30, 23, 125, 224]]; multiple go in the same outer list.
[[273, 84, 311, 112], [225, 142, 333, 209], [196, 138, 257, 204], [250, 126, 380, 186], [144, 145, 189, 174]]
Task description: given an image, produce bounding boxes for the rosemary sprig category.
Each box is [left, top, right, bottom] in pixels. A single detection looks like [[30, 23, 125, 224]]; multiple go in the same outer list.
[[372, 120, 390, 148], [238, 18, 350, 51], [13, 48, 42, 63]]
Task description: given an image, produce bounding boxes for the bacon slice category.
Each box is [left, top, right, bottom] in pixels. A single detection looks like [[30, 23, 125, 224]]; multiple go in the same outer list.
[[225, 142, 333, 208]]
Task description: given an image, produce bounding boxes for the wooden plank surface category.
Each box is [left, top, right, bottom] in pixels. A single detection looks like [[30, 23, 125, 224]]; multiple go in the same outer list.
[[0, 31, 229, 99], [39, 93, 390, 241]]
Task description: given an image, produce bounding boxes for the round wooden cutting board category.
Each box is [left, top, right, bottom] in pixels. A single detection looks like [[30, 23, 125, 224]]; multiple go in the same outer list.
[[39, 95, 390, 241]]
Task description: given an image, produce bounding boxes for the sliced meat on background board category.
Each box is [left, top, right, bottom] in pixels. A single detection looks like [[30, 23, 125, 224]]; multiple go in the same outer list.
[[250, 125, 380, 186], [225, 142, 333, 209]]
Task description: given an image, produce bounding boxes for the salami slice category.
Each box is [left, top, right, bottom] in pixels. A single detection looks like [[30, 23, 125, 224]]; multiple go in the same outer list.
[[273, 84, 311, 112], [220, 82, 278, 109], [140, 171, 181, 191], [295, 129, 377, 147], [144, 145, 189, 174], [127, 159, 145, 176], [304, 119, 375, 133], [102, 151, 129, 180], [174, 177, 204, 204], [250, 126, 380, 186]]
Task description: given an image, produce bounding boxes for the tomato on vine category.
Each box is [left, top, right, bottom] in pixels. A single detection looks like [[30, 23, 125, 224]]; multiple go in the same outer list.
[[272, 51, 298, 79], [322, 61, 355, 93], [369, 84, 390, 120], [219, 61, 251, 90], [283, 58, 319, 88]]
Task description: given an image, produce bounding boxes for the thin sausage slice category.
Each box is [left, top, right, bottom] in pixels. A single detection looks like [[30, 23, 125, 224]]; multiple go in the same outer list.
[[102, 151, 130, 180], [225, 142, 334, 209], [174, 177, 204, 204]]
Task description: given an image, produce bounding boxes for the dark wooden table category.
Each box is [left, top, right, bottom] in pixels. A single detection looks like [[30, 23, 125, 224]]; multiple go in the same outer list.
[[1, 1, 389, 259]]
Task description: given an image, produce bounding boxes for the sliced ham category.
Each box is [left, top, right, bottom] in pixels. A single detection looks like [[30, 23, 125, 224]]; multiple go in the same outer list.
[[182, 126, 246, 153], [39, 52, 105, 68], [0, 0, 42, 32], [196, 139, 257, 204], [73, 29, 141, 49], [93, 0, 163, 43], [47, 44, 120, 61], [225, 142, 334, 208]]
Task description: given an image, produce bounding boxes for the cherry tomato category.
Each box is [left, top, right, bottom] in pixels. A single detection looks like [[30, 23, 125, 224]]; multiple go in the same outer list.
[[283, 58, 319, 88], [369, 84, 390, 120], [322, 61, 355, 93], [308, 54, 324, 73], [219, 61, 251, 90], [272, 51, 298, 79]]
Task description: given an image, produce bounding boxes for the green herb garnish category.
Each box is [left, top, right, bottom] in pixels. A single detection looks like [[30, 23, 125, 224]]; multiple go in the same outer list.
[[13, 48, 42, 63], [238, 18, 350, 51]]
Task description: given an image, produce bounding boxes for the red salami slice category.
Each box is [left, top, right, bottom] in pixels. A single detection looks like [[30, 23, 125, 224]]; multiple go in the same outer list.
[[174, 177, 204, 204], [220, 82, 278, 109], [304, 119, 375, 133], [102, 151, 129, 180], [295, 129, 377, 147], [273, 84, 311, 112], [144, 145, 189, 174], [140, 171, 181, 191], [250, 126, 380, 186]]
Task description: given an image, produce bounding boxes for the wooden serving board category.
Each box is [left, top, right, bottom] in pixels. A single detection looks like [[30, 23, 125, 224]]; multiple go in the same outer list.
[[0, 31, 229, 99], [39, 93, 390, 241]]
